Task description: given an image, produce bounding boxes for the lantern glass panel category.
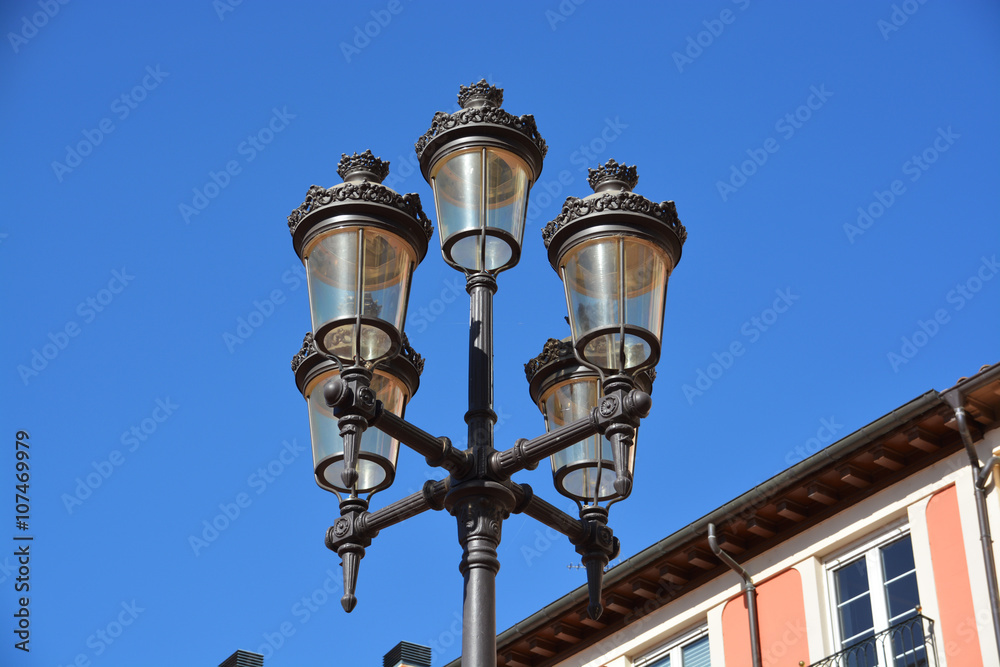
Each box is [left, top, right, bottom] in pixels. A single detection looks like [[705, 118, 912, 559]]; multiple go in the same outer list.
[[540, 377, 635, 502], [431, 147, 530, 271], [562, 236, 671, 371], [306, 370, 407, 495], [305, 227, 415, 361]]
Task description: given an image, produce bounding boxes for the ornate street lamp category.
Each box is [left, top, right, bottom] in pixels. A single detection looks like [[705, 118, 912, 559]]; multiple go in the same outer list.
[[284, 81, 688, 667]]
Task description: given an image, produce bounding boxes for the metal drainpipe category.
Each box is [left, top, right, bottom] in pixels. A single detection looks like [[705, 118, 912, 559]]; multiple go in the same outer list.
[[708, 522, 763, 667], [944, 394, 1000, 656]]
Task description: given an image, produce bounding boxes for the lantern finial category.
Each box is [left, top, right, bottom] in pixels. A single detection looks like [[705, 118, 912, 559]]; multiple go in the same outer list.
[[337, 150, 390, 184], [587, 159, 638, 193], [458, 79, 504, 109]]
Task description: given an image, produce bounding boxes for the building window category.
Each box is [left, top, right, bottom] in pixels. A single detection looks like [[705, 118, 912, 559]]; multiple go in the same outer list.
[[826, 527, 926, 666], [635, 626, 711, 667]]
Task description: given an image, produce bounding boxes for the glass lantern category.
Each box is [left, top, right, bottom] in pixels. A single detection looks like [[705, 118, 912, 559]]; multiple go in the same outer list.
[[304, 227, 416, 362], [416, 80, 546, 274], [525, 338, 653, 505], [289, 150, 431, 365], [293, 333, 423, 497], [430, 147, 531, 272], [561, 235, 671, 372], [544, 160, 686, 375]]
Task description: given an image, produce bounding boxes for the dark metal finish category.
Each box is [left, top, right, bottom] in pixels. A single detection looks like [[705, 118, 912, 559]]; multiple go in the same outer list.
[[287, 157, 432, 256], [587, 158, 638, 192], [415, 80, 547, 182], [370, 410, 471, 477], [510, 483, 585, 542], [362, 479, 448, 534], [293, 332, 423, 497], [571, 505, 620, 620], [542, 160, 686, 376], [490, 412, 602, 479], [466, 273, 498, 467], [458, 80, 504, 109], [808, 614, 938, 667], [321, 365, 470, 476], [291, 332, 315, 373], [523, 337, 656, 501], [324, 480, 449, 613], [708, 522, 762, 667], [417, 81, 547, 275], [446, 481, 516, 667], [289, 88, 683, 667], [289, 151, 432, 362], [383, 641, 432, 667], [541, 162, 686, 256], [325, 496, 374, 613], [490, 388, 650, 479], [338, 149, 391, 183], [333, 366, 376, 489]]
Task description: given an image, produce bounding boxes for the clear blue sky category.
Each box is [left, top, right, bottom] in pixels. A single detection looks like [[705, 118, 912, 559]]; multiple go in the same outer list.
[[2, 1, 998, 666]]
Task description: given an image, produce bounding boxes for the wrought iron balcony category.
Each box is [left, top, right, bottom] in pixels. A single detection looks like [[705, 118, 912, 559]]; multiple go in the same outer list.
[[809, 615, 938, 667]]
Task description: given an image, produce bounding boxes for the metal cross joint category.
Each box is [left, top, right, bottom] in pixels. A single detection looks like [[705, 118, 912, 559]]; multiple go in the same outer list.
[[325, 496, 378, 613], [593, 387, 653, 434], [323, 367, 380, 424], [571, 505, 620, 620], [324, 366, 381, 489]]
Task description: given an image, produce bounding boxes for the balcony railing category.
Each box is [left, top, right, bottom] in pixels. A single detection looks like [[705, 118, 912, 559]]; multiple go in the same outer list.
[[809, 615, 938, 667]]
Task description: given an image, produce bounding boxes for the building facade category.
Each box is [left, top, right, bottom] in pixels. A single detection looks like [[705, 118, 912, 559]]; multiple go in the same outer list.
[[471, 363, 1000, 667]]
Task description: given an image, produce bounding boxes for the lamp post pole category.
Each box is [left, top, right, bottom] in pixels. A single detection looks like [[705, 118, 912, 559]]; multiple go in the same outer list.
[[288, 80, 687, 667], [450, 270, 508, 666]]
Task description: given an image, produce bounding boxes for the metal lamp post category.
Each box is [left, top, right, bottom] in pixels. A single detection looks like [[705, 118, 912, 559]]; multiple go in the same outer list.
[[285, 81, 687, 667]]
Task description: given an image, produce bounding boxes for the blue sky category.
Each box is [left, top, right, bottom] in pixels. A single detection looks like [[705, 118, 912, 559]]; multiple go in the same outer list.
[[1, 1, 998, 666]]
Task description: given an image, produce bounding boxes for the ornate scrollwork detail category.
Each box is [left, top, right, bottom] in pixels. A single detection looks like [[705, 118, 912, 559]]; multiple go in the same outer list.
[[287, 182, 433, 240], [400, 333, 425, 376], [415, 107, 548, 160], [333, 517, 351, 538], [458, 79, 504, 109], [337, 150, 390, 182], [524, 337, 574, 382], [541, 191, 688, 248], [454, 498, 508, 543], [358, 387, 376, 408], [291, 332, 315, 371], [587, 159, 638, 191], [599, 396, 619, 418]]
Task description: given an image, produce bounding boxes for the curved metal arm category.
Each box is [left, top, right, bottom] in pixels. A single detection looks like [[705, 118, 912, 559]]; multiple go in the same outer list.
[[325, 374, 472, 477], [327, 480, 451, 614], [491, 388, 652, 478], [371, 410, 472, 477], [490, 413, 601, 478], [362, 479, 449, 533], [510, 483, 585, 542], [509, 483, 618, 620]]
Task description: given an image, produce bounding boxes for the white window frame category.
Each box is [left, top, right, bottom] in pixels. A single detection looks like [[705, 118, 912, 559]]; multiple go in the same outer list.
[[633, 624, 710, 667], [823, 521, 916, 652]]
